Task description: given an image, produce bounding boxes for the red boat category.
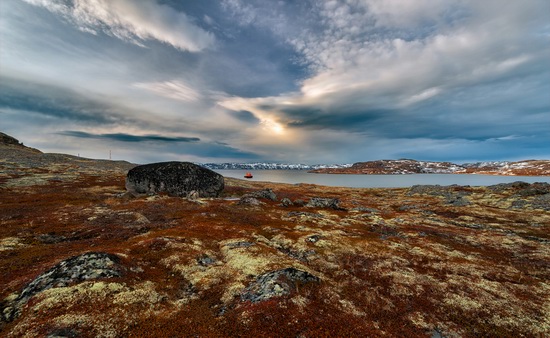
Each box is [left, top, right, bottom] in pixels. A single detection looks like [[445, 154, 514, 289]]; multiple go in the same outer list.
[[244, 172, 253, 179]]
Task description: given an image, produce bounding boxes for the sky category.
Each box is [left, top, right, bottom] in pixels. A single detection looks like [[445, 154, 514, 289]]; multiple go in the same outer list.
[[1, 0, 549, 164]]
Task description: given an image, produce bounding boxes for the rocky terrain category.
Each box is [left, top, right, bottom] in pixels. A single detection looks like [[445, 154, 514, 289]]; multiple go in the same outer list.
[[200, 163, 352, 170], [310, 159, 550, 176], [1, 133, 549, 337]]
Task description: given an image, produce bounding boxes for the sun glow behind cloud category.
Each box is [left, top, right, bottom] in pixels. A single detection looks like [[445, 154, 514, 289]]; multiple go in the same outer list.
[[261, 118, 285, 135]]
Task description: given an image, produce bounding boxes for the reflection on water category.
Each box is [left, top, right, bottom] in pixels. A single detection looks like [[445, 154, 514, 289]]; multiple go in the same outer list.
[[215, 170, 550, 188]]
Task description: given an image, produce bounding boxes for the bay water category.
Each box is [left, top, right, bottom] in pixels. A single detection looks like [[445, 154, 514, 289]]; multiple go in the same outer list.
[[215, 169, 550, 188]]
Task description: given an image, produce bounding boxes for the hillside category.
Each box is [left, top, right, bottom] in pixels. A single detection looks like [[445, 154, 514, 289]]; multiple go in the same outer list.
[[310, 159, 550, 176], [1, 134, 549, 337]]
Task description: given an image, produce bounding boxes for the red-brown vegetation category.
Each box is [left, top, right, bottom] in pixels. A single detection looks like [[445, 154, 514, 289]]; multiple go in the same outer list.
[[1, 151, 549, 337]]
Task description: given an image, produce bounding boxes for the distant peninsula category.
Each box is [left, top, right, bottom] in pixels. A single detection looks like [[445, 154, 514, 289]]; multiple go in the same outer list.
[[309, 159, 550, 176]]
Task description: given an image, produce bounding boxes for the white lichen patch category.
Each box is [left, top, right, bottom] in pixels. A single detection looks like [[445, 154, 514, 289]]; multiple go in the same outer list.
[[7, 281, 167, 338], [443, 293, 483, 311], [220, 242, 280, 276], [291, 295, 309, 311], [0, 237, 26, 251]]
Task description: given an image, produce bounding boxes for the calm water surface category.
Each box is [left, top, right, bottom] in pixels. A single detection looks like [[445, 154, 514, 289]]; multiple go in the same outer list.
[[215, 170, 550, 188]]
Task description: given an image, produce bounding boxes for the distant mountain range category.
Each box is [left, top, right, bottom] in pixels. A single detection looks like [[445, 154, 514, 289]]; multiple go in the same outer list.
[[309, 159, 550, 176], [199, 162, 353, 170], [2, 132, 548, 176], [200, 159, 550, 176]]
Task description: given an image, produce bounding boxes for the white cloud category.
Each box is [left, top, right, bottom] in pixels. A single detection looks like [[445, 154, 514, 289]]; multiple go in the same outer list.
[[225, 0, 550, 128], [22, 0, 215, 52], [133, 80, 201, 102]]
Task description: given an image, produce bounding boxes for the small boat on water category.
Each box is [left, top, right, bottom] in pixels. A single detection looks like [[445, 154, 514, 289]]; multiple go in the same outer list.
[[244, 172, 253, 179]]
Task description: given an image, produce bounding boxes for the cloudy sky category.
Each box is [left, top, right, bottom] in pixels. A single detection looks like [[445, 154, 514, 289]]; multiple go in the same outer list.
[[1, 0, 549, 164]]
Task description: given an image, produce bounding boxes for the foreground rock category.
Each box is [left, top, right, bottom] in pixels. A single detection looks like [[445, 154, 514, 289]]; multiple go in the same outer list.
[[2, 252, 122, 322], [241, 268, 320, 303], [126, 161, 224, 197]]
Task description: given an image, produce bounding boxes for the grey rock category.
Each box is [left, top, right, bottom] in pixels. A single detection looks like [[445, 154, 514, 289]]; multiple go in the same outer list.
[[446, 195, 470, 206], [126, 162, 224, 198], [293, 199, 306, 207], [241, 268, 320, 303], [197, 255, 216, 266], [280, 198, 293, 207], [237, 196, 264, 206], [488, 181, 530, 193], [306, 235, 322, 243], [47, 328, 79, 338], [352, 206, 379, 213], [306, 197, 342, 210], [36, 233, 66, 244], [247, 188, 278, 201], [2, 252, 122, 322], [532, 193, 550, 210], [408, 185, 470, 206], [516, 182, 550, 197]]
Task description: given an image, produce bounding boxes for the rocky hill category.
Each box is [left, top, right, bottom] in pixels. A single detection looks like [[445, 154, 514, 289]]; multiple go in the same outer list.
[[1, 133, 549, 337], [0, 132, 42, 153], [0, 133, 136, 187], [310, 159, 550, 176]]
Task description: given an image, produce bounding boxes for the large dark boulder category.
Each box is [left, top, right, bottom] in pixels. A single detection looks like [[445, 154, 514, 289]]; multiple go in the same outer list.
[[126, 161, 224, 198]]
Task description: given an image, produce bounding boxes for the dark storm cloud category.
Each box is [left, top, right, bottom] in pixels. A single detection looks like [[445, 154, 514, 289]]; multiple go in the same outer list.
[[59, 131, 200, 143], [60, 130, 259, 159], [0, 77, 122, 124]]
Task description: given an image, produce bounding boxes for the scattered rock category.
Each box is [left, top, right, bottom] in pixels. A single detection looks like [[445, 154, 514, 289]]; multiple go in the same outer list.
[[293, 199, 306, 207], [247, 189, 278, 201], [2, 252, 123, 322], [241, 268, 320, 303], [488, 181, 530, 193], [238, 196, 264, 206], [446, 195, 470, 206], [226, 241, 256, 249], [306, 197, 342, 210], [516, 182, 550, 197], [532, 193, 550, 210], [513, 193, 550, 211], [126, 162, 224, 198], [47, 327, 79, 338], [306, 235, 322, 243], [408, 185, 470, 206], [197, 255, 216, 266], [280, 198, 293, 207], [352, 206, 379, 213], [36, 233, 66, 244]]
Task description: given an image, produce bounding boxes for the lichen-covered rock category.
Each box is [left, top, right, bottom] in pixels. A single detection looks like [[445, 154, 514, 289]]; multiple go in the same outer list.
[[126, 161, 224, 198], [306, 197, 342, 209], [280, 198, 293, 207], [246, 188, 278, 201], [2, 252, 122, 322], [241, 268, 320, 303], [238, 196, 264, 206], [408, 185, 470, 206]]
